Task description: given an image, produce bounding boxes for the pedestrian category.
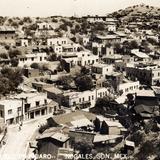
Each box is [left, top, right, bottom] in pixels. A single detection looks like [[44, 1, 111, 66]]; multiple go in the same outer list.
[[19, 125, 21, 131]]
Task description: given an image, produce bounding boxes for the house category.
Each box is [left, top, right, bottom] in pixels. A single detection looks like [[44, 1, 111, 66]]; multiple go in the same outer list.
[[93, 134, 123, 146], [0, 93, 57, 124], [101, 120, 125, 135], [36, 129, 71, 160], [0, 26, 16, 45], [92, 43, 114, 57], [91, 63, 113, 78], [123, 140, 135, 155], [118, 79, 140, 96], [37, 22, 54, 30], [96, 116, 125, 135], [94, 34, 121, 45], [102, 54, 122, 64], [107, 23, 116, 32], [20, 38, 29, 47], [130, 49, 152, 62], [78, 35, 90, 46], [61, 52, 99, 68], [134, 90, 159, 119], [17, 52, 47, 67], [32, 82, 53, 92], [126, 63, 160, 86], [83, 16, 117, 24], [47, 37, 70, 46]]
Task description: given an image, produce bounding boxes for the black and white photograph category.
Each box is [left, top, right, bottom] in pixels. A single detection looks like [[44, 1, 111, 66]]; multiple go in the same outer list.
[[0, 0, 160, 159]]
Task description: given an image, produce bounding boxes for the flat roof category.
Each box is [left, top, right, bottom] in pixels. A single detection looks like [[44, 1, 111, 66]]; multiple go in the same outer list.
[[44, 86, 63, 94], [136, 90, 155, 97], [94, 135, 122, 143], [96, 34, 120, 40]]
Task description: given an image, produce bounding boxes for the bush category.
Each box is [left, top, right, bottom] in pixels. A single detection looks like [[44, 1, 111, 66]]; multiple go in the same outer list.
[[75, 75, 93, 91], [0, 53, 8, 59], [30, 63, 39, 69], [59, 24, 68, 31], [8, 49, 22, 58], [11, 58, 19, 67], [52, 18, 58, 23]]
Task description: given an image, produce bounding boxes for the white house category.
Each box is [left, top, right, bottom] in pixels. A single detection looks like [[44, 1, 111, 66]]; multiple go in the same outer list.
[[37, 22, 55, 30], [45, 87, 110, 108], [118, 79, 140, 96], [61, 52, 99, 67], [17, 52, 47, 67], [47, 37, 70, 46], [92, 63, 114, 77]]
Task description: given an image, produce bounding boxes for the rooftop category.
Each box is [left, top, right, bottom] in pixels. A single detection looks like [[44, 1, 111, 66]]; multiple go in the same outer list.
[[49, 110, 96, 127], [96, 34, 120, 40], [93, 134, 123, 143], [44, 86, 63, 95], [136, 89, 155, 97]]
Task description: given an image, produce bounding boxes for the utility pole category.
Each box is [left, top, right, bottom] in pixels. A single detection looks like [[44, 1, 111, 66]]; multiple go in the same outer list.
[[21, 98, 25, 124]]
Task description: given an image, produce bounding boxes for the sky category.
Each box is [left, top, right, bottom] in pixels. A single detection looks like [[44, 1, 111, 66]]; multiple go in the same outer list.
[[0, 0, 159, 17]]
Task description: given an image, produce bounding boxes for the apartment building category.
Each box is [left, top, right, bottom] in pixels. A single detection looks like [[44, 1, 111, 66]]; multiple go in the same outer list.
[[126, 63, 160, 86], [45, 87, 109, 108], [0, 93, 56, 124]]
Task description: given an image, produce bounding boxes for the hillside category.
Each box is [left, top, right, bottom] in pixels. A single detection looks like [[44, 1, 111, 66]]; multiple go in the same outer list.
[[108, 4, 160, 22]]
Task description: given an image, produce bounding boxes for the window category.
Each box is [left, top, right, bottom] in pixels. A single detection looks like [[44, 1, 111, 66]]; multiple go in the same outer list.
[[82, 97, 84, 102], [92, 95, 94, 100], [17, 107, 21, 112], [44, 99, 47, 105], [8, 109, 12, 115], [36, 101, 40, 106], [79, 98, 81, 103], [25, 104, 30, 113], [40, 57, 42, 61], [88, 96, 91, 101], [0, 110, 4, 118], [31, 57, 34, 61]]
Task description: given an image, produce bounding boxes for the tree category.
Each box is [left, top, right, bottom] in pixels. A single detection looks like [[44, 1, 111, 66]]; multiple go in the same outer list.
[[130, 40, 139, 49], [58, 75, 73, 89], [30, 63, 39, 69], [59, 24, 68, 31], [81, 66, 90, 75], [137, 140, 155, 159], [75, 141, 93, 159], [0, 53, 8, 59], [130, 131, 145, 146], [0, 77, 10, 95], [94, 118, 101, 132], [10, 58, 19, 67], [48, 54, 57, 61], [100, 121, 108, 134], [8, 49, 22, 58], [75, 75, 93, 91], [114, 43, 122, 53], [0, 67, 23, 95]]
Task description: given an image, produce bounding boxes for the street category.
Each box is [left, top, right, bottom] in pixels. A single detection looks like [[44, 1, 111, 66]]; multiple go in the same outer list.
[[0, 114, 52, 160]]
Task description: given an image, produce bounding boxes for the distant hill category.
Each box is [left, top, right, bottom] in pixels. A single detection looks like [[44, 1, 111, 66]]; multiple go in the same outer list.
[[108, 4, 160, 22]]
